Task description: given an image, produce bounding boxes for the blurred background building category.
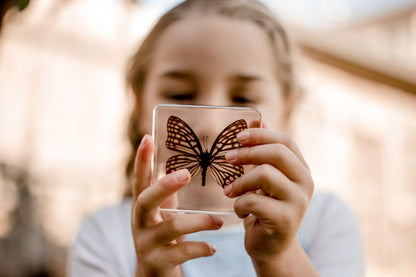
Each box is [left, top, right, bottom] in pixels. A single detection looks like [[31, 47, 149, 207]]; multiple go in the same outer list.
[[0, 0, 415, 276]]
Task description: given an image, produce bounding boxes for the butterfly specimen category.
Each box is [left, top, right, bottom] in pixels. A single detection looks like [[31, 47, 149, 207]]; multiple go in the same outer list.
[[166, 115, 247, 188]]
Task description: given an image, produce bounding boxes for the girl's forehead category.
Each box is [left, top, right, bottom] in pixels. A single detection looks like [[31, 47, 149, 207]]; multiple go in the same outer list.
[[149, 14, 277, 79]]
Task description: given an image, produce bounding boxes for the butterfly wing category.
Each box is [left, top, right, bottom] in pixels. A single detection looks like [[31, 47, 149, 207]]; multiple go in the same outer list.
[[165, 116, 203, 177], [208, 119, 247, 188], [166, 154, 200, 178], [209, 160, 244, 188]]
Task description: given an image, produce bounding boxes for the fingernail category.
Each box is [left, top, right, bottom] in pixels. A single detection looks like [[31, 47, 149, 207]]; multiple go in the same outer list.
[[139, 134, 150, 149], [173, 169, 190, 183], [237, 131, 249, 143], [210, 244, 217, 254], [223, 184, 233, 196], [225, 150, 237, 162], [210, 215, 224, 227]]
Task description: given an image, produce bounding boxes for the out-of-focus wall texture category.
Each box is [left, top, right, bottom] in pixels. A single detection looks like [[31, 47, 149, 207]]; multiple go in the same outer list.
[[0, 0, 415, 276]]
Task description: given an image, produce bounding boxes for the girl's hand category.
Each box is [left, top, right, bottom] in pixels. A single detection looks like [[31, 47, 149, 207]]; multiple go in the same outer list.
[[225, 128, 318, 276], [131, 135, 223, 277]]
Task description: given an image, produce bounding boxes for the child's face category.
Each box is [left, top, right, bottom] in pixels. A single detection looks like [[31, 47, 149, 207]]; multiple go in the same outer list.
[[139, 14, 286, 134]]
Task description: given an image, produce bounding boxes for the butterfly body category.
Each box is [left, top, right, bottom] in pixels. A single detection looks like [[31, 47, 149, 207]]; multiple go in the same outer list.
[[199, 151, 211, 186], [165, 115, 247, 188]]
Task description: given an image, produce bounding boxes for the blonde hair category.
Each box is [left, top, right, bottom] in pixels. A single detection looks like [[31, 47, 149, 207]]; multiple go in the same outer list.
[[125, 0, 295, 195]]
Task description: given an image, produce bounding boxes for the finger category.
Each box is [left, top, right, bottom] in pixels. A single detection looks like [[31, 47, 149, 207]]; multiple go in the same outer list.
[[234, 192, 290, 222], [154, 214, 223, 243], [236, 129, 308, 169], [234, 191, 310, 227], [224, 164, 293, 199], [135, 169, 190, 227], [163, 241, 217, 265], [248, 119, 268, 129], [133, 134, 154, 200], [226, 143, 308, 182], [247, 119, 262, 128], [160, 191, 179, 210], [159, 210, 185, 243]]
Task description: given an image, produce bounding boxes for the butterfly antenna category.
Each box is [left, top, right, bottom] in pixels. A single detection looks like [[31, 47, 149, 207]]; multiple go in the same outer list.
[[203, 136, 208, 151]]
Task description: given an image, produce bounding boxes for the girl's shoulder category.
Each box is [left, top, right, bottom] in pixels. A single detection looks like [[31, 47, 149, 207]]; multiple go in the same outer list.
[[309, 191, 350, 211], [85, 198, 132, 228], [68, 198, 135, 276], [299, 191, 364, 276], [304, 191, 357, 226]]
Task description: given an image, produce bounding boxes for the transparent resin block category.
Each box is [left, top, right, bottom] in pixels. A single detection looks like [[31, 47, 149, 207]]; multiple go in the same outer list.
[[152, 104, 262, 214]]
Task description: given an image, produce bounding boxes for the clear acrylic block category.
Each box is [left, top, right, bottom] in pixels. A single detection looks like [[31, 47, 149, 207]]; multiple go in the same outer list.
[[152, 104, 262, 214]]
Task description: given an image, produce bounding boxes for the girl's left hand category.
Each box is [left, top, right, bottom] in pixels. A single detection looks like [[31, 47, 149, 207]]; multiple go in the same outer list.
[[224, 128, 314, 265]]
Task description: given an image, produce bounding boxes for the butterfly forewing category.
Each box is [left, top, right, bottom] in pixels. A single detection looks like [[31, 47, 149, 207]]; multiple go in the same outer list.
[[165, 116, 204, 176], [166, 116, 203, 156], [208, 119, 247, 187], [209, 119, 247, 158]]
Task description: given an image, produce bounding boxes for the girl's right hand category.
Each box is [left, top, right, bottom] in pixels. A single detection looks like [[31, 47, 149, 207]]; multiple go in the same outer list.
[[131, 134, 224, 277]]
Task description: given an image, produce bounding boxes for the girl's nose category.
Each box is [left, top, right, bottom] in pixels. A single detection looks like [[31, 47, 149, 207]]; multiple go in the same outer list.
[[198, 86, 229, 107], [191, 108, 224, 147]]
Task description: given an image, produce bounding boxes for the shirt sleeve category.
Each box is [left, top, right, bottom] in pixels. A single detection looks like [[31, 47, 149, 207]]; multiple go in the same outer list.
[[67, 215, 122, 277], [67, 202, 135, 277], [301, 192, 364, 277]]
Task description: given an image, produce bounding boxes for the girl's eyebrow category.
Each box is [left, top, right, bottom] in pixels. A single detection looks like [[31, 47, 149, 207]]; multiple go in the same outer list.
[[230, 74, 263, 84], [158, 71, 263, 83], [159, 70, 194, 80]]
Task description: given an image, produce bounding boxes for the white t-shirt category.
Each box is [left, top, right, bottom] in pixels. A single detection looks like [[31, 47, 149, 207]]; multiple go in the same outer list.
[[68, 192, 364, 276]]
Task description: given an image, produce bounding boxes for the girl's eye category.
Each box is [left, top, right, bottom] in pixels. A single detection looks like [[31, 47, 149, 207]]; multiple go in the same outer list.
[[231, 95, 256, 105], [164, 93, 195, 101]]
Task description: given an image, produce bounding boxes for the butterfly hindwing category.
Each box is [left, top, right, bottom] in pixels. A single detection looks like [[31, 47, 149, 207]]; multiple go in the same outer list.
[[209, 160, 244, 188], [166, 154, 200, 178]]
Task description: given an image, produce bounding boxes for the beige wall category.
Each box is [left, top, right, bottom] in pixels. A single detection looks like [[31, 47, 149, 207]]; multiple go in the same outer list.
[[294, 56, 416, 277]]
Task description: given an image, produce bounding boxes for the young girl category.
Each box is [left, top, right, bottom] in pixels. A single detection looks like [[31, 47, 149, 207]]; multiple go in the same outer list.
[[68, 0, 363, 276]]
